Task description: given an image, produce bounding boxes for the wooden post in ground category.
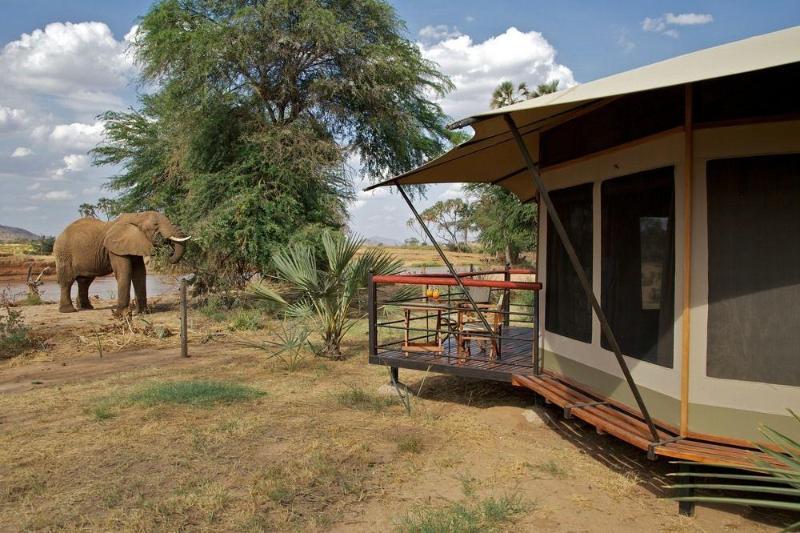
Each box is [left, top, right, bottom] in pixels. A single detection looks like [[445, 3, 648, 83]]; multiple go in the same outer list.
[[180, 279, 189, 358]]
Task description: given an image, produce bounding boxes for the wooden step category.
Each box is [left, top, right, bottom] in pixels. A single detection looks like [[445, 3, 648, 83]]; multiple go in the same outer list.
[[512, 373, 780, 470]]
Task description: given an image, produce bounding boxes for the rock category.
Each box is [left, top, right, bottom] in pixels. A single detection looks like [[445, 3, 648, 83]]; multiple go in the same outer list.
[[376, 383, 412, 398], [521, 408, 548, 426]]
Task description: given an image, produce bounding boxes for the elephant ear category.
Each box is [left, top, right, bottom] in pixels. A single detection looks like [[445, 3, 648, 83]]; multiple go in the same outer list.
[[103, 222, 154, 256]]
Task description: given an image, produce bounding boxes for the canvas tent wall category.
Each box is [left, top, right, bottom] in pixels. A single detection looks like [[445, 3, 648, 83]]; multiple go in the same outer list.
[[366, 26, 800, 443]]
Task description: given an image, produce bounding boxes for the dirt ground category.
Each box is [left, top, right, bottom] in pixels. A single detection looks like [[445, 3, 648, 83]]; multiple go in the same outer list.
[[0, 299, 790, 531]]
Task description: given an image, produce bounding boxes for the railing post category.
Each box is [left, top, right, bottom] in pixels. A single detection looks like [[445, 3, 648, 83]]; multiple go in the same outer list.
[[533, 289, 541, 375], [503, 262, 511, 327], [368, 271, 377, 357]]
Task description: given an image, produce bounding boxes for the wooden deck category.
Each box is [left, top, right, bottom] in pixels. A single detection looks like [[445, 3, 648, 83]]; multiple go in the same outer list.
[[370, 325, 535, 382]]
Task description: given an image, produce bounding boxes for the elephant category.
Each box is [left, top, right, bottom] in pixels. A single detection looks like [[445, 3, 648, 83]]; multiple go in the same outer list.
[[54, 211, 190, 314]]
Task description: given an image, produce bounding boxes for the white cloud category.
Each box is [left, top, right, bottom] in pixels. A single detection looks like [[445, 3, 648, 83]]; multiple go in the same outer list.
[[2, 205, 38, 212], [0, 22, 137, 102], [11, 147, 33, 158], [0, 106, 29, 132], [465, 16, 475, 23], [665, 13, 713, 25], [53, 153, 90, 179], [439, 183, 465, 200], [418, 27, 576, 120], [46, 120, 105, 150], [32, 190, 75, 201], [642, 17, 666, 33], [642, 12, 713, 38], [615, 29, 636, 53], [418, 24, 462, 43]]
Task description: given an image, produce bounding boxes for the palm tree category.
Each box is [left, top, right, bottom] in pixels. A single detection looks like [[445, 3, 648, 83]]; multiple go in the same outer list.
[[248, 231, 404, 359], [490, 79, 559, 109]]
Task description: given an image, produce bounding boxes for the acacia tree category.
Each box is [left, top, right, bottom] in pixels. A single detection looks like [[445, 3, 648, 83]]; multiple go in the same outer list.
[[93, 0, 458, 288], [416, 199, 473, 251]]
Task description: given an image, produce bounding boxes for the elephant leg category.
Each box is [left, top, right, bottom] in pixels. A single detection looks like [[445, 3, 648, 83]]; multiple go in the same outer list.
[[59, 279, 77, 313], [76, 277, 95, 310], [131, 256, 147, 314], [109, 254, 132, 315]]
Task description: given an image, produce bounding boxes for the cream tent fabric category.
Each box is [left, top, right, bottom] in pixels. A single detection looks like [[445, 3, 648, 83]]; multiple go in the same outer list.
[[365, 25, 800, 202]]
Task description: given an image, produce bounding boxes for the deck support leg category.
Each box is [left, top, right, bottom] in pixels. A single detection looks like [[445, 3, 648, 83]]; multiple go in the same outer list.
[[678, 463, 696, 517], [504, 113, 661, 443]]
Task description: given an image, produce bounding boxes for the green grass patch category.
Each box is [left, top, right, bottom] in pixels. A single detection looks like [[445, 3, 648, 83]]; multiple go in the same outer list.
[[336, 386, 394, 412], [396, 495, 527, 533], [397, 435, 423, 454], [533, 460, 568, 478], [128, 380, 265, 407], [89, 403, 116, 422]]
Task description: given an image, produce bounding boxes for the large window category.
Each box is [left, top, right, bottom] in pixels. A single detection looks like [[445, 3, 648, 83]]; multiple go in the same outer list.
[[545, 183, 593, 343], [706, 154, 800, 386], [601, 168, 675, 366]]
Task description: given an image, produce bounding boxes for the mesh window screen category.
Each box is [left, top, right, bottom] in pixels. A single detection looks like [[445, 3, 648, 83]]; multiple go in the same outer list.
[[545, 183, 593, 343], [601, 168, 675, 367], [706, 154, 800, 386]]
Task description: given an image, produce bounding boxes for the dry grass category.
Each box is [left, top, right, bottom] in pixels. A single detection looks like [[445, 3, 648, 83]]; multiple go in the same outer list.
[[360, 245, 491, 268], [0, 301, 780, 532]]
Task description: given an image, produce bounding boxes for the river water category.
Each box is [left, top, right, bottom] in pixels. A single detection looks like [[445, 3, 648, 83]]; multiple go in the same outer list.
[[1, 274, 181, 302]]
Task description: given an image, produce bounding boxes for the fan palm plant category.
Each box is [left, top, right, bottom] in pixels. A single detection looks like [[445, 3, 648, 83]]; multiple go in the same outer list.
[[249, 231, 405, 359], [669, 410, 800, 531]]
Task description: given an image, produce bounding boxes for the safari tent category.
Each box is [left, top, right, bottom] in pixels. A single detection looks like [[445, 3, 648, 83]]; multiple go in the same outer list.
[[365, 26, 800, 456]]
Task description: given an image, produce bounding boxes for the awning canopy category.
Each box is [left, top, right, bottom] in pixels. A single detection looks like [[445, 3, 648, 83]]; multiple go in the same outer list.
[[365, 25, 800, 202]]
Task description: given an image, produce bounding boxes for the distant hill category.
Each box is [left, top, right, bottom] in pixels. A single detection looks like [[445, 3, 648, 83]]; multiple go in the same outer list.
[[364, 235, 401, 247], [0, 224, 41, 242]]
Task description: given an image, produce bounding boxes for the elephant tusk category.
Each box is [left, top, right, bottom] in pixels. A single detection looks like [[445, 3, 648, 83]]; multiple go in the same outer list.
[[169, 235, 191, 242]]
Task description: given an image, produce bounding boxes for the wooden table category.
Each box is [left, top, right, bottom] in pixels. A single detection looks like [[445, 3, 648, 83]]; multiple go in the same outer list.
[[400, 302, 448, 357]]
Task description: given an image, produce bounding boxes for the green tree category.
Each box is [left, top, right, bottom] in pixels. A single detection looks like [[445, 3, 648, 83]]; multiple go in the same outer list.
[[490, 79, 559, 109], [466, 184, 537, 264], [93, 0, 458, 288], [78, 203, 97, 218]]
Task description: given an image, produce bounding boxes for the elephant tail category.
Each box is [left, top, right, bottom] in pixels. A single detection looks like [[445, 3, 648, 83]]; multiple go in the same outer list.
[[55, 252, 74, 285]]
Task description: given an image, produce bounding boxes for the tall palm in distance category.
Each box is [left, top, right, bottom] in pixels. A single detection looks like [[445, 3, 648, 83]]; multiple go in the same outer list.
[[490, 79, 560, 109]]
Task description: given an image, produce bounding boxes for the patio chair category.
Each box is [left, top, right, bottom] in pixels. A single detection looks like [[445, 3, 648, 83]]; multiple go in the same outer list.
[[456, 293, 505, 363]]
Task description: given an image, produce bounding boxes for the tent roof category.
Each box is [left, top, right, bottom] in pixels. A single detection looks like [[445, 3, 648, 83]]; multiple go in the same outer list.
[[365, 25, 800, 202]]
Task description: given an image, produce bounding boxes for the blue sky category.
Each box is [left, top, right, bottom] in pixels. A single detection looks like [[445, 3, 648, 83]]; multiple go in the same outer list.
[[1, 1, 798, 238]]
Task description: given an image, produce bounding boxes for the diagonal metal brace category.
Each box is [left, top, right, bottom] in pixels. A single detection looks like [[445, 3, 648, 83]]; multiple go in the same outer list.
[[563, 400, 608, 419], [647, 435, 684, 460], [504, 113, 661, 443]]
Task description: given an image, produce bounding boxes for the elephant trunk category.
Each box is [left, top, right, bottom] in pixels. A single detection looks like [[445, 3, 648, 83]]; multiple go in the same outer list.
[[168, 240, 186, 264], [156, 216, 189, 264]]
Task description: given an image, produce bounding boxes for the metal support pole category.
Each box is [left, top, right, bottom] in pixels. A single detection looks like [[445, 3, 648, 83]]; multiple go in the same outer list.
[[395, 184, 498, 350], [180, 279, 189, 358], [368, 272, 377, 357], [504, 113, 660, 442], [533, 290, 541, 375]]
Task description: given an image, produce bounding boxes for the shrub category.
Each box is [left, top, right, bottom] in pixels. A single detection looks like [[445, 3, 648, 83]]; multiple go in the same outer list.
[[238, 320, 311, 371], [336, 386, 394, 412], [0, 304, 39, 358], [248, 231, 404, 359], [228, 309, 263, 331]]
